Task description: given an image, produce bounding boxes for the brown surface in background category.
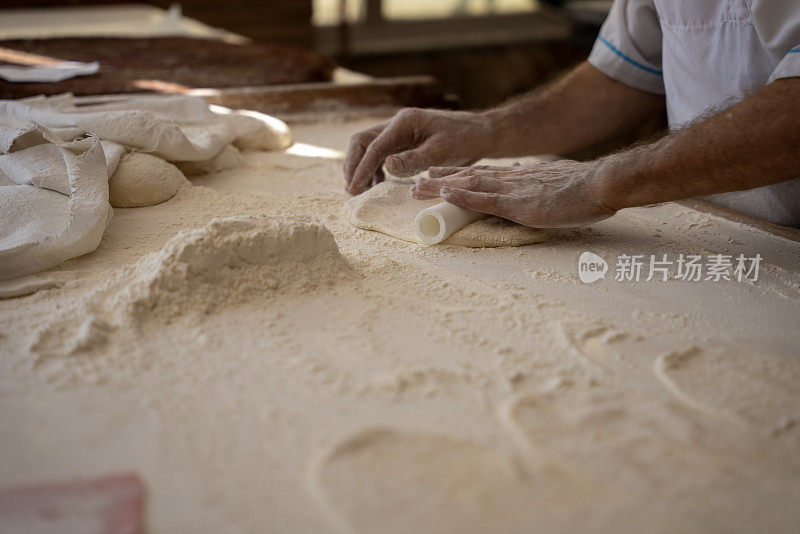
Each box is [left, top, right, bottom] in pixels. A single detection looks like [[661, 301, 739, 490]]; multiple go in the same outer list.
[[342, 42, 588, 110], [149, 0, 314, 49], [0, 37, 334, 99], [2, 1, 314, 49]]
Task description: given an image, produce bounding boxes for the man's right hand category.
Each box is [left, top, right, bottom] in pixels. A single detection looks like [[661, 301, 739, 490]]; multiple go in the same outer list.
[[344, 108, 496, 195]]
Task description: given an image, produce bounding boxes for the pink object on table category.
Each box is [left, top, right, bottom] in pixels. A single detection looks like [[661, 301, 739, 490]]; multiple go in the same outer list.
[[0, 472, 144, 534]]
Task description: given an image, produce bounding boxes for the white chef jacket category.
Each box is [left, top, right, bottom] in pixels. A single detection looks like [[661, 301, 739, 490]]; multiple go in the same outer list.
[[588, 0, 800, 227]]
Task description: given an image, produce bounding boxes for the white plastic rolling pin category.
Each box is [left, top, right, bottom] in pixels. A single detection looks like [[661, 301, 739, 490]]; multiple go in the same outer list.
[[414, 202, 488, 245]]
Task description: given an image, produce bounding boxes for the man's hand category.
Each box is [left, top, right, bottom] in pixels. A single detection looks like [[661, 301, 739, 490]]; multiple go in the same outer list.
[[344, 108, 496, 195], [410, 161, 616, 228], [344, 63, 665, 196], [409, 76, 800, 229]]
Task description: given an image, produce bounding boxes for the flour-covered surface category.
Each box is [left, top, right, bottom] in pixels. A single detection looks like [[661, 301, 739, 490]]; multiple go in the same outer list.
[[1, 117, 799, 533]]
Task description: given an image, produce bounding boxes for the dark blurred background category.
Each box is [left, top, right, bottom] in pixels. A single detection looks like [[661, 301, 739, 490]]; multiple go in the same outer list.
[[3, 0, 611, 109]]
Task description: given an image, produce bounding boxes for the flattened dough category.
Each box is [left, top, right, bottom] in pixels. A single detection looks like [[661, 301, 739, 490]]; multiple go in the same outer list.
[[345, 181, 548, 247], [656, 346, 800, 442]]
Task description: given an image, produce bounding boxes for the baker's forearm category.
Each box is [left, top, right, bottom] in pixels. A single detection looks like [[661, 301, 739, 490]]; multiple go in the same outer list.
[[597, 77, 800, 210], [344, 61, 664, 194], [482, 62, 665, 157]]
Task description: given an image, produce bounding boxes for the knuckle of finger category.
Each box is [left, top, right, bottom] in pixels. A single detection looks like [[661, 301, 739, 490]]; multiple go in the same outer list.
[[350, 134, 369, 149], [397, 107, 419, 119]]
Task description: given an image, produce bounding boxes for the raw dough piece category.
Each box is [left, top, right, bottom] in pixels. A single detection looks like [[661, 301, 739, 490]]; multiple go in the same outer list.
[[224, 108, 293, 151], [310, 427, 666, 534], [345, 181, 548, 247], [656, 346, 800, 442], [108, 153, 186, 208]]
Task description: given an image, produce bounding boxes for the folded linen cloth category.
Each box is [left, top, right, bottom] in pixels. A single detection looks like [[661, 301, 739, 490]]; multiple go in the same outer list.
[[0, 61, 100, 83], [0, 93, 292, 280]]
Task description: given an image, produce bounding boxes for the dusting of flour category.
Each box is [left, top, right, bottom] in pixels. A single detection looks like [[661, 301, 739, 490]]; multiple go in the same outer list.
[[656, 346, 800, 443], [32, 215, 348, 364], [2, 117, 800, 534]]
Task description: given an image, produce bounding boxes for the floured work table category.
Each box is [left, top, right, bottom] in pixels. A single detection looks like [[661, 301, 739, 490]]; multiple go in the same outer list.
[[1, 101, 799, 532], [1, 5, 799, 534]]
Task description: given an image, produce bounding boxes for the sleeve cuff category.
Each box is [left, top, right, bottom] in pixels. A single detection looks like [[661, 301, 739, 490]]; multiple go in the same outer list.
[[588, 36, 665, 95], [768, 47, 800, 83]]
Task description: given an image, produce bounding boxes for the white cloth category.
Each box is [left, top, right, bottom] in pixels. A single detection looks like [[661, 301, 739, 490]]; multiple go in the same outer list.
[[588, 0, 800, 227], [0, 61, 99, 83], [0, 94, 292, 279], [0, 127, 112, 280]]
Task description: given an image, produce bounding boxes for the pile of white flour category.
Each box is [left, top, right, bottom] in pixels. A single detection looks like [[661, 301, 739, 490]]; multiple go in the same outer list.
[[1, 117, 799, 533]]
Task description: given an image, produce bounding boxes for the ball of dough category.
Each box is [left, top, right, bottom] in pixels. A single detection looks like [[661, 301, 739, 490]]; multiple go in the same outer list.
[[233, 116, 292, 151], [109, 153, 185, 208]]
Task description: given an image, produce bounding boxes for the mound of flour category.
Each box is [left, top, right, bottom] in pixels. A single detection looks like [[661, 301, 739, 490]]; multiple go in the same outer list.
[[33, 216, 347, 357], [115, 215, 348, 322]]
